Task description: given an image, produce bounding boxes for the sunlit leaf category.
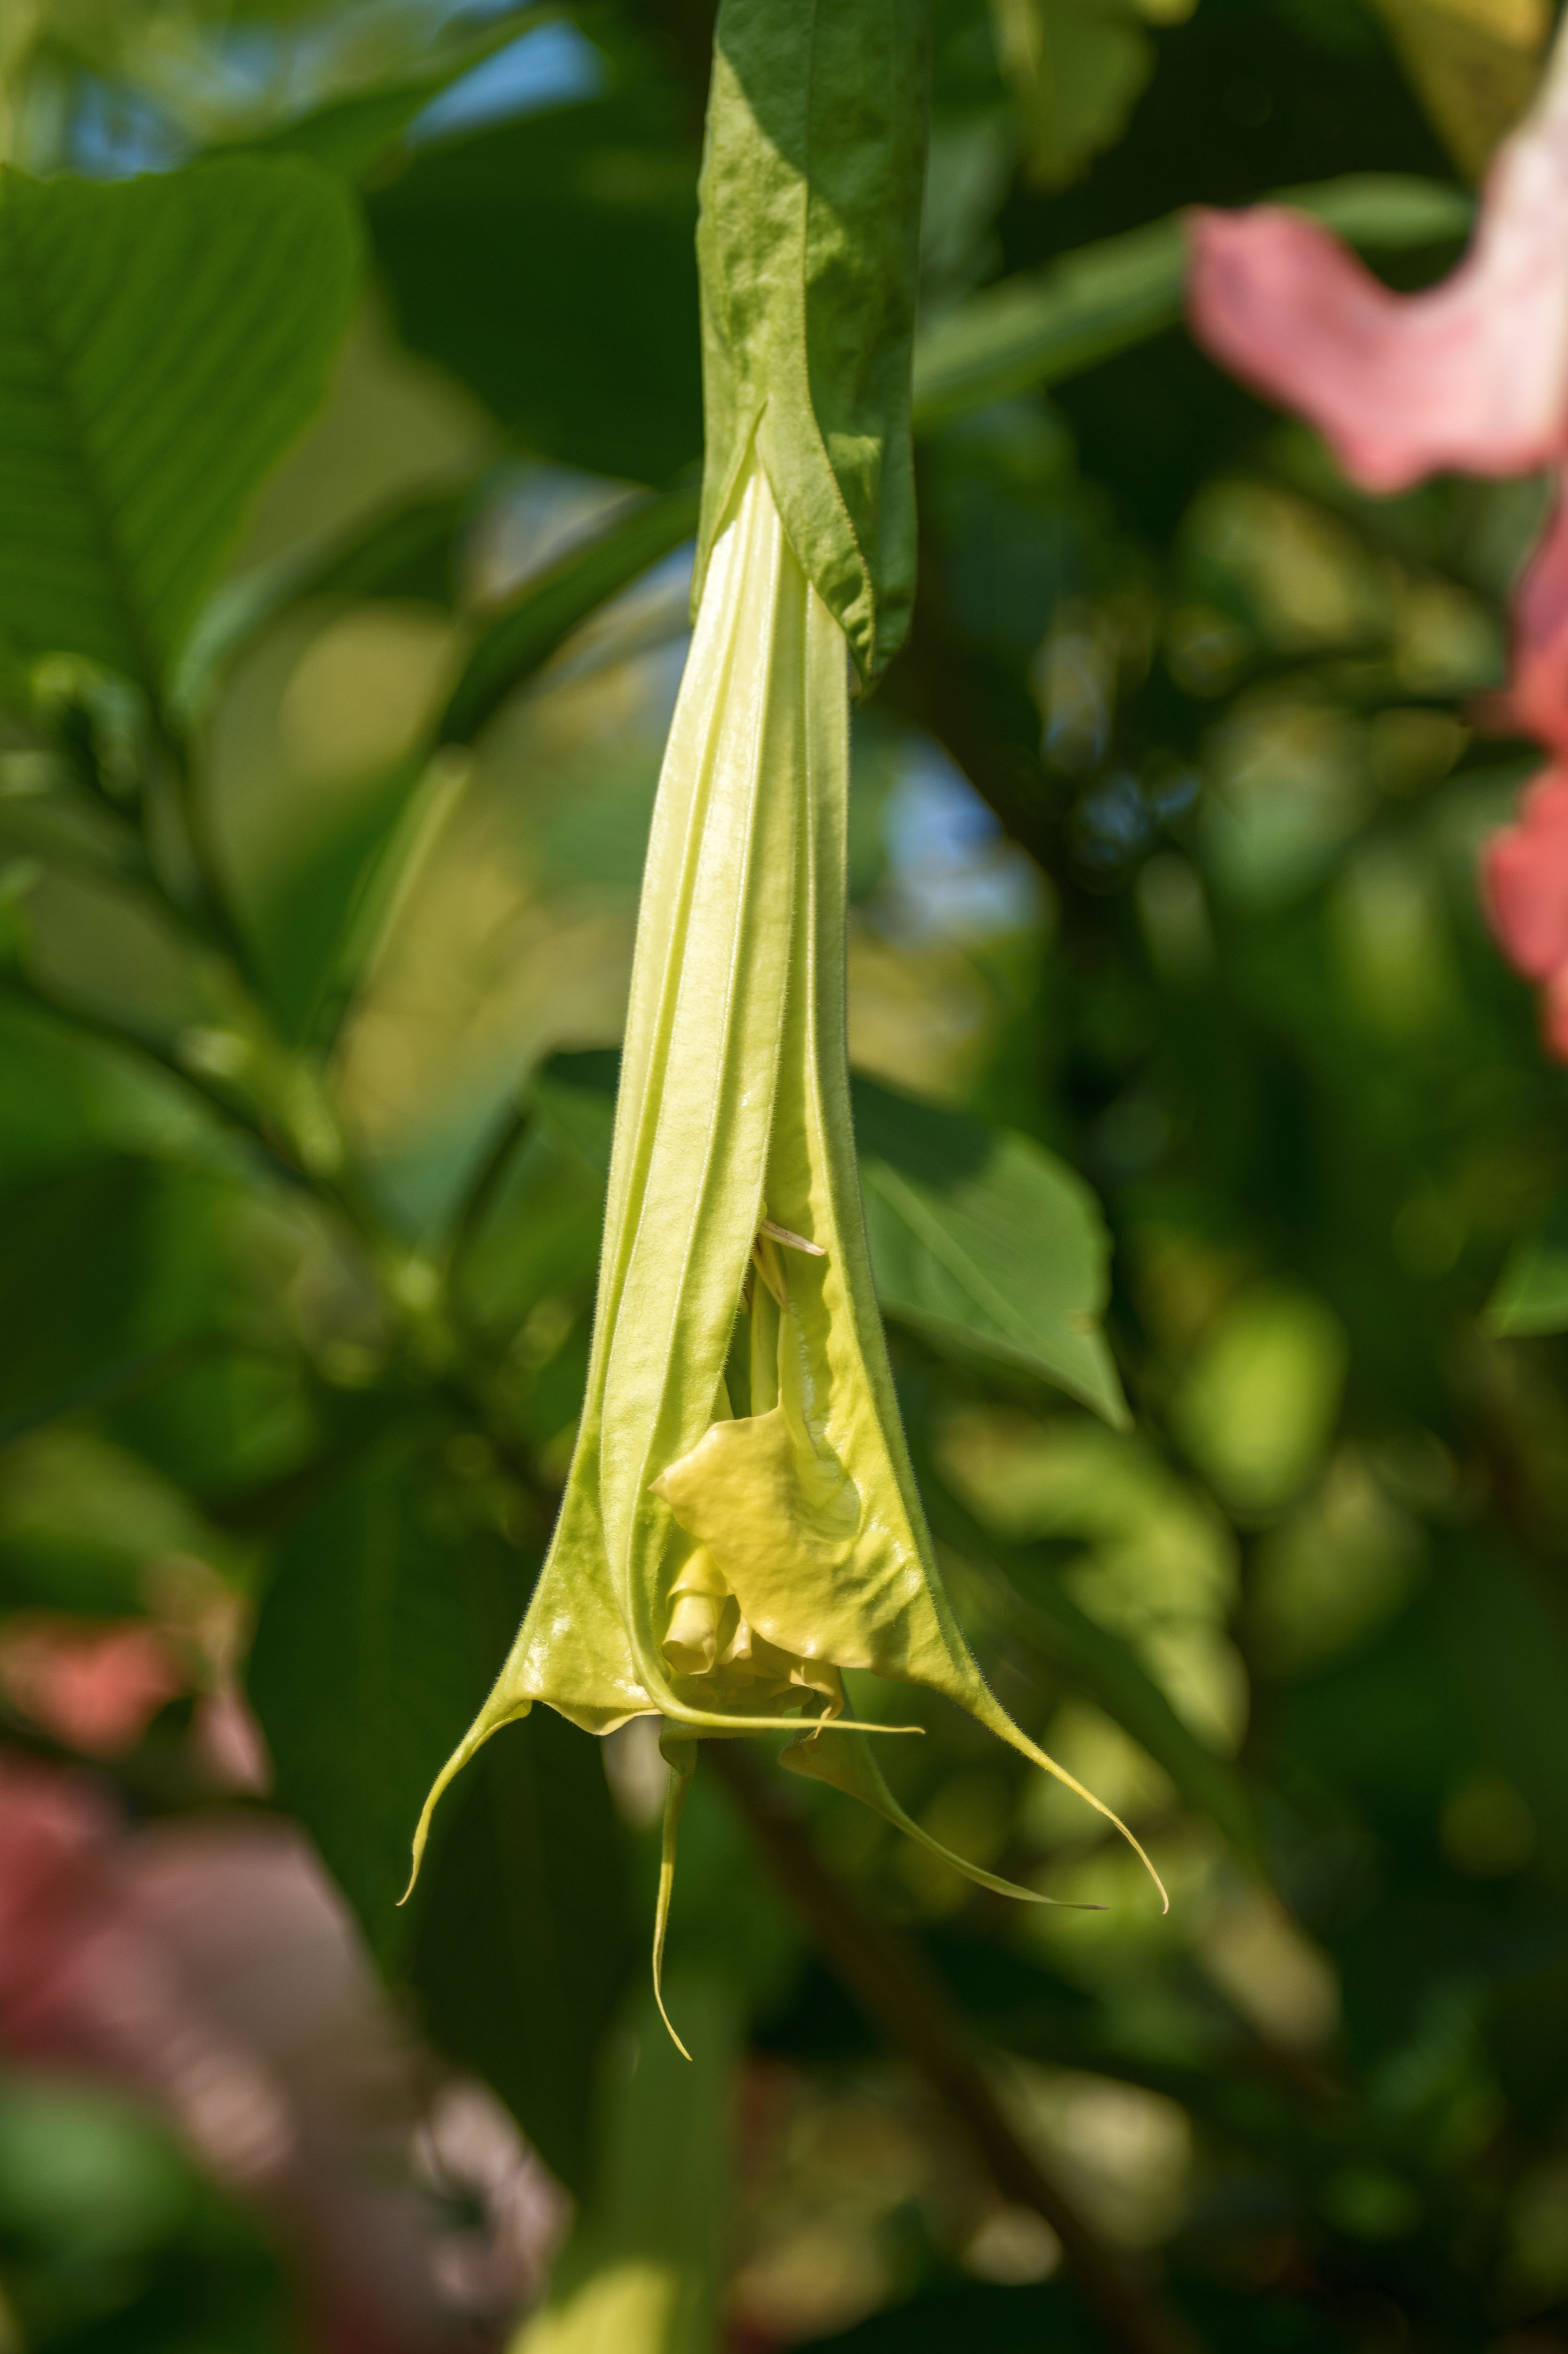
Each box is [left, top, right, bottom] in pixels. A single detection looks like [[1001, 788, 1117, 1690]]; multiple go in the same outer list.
[[853, 1076, 1128, 1427], [0, 157, 359, 696]]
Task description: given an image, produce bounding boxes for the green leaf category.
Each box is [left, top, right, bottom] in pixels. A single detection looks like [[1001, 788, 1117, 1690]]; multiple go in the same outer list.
[[176, 479, 477, 715], [367, 83, 702, 487], [911, 173, 1472, 426], [247, 1444, 484, 1967], [695, 0, 931, 682], [523, 1057, 1126, 1423], [1486, 1200, 1568, 1335], [851, 1075, 1128, 1427], [409, 1704, 635, 2198], [250, 490, 699, 1048], [437, 485, 700, 747], [520, 1970, 741, 2343], [918, 1459, 1264, 1865], [0, 157, 360, 697], [238, 7, 546, 182], [990, 0, 1155, 192]]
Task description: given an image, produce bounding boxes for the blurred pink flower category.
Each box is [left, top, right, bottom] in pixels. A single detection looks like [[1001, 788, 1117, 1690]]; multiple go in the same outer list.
[[1186, 53, 1568, 492], [0, 1752, 564, 2351], [0, 1619, 187, 1756], [1185, 39, 1568, 1058]]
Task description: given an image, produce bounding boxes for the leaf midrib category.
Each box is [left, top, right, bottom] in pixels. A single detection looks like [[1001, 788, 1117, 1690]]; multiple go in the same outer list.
[[1, 176, 164, 698]]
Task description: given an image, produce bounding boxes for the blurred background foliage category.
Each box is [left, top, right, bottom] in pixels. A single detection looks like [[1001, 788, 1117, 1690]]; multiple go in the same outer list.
[[1, 0, 1568, 2350]]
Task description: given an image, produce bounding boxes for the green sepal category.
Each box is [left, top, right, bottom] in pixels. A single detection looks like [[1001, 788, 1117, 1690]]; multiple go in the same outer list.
[[694, 0, 931, 684]]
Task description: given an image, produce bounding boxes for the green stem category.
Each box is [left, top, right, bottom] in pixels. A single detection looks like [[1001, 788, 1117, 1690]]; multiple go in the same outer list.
[[709, 1741, 1210, 2354]]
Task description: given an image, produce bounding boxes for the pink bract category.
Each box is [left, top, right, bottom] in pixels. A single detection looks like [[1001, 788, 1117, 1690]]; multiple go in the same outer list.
[[1186, 46, 1568, 493]]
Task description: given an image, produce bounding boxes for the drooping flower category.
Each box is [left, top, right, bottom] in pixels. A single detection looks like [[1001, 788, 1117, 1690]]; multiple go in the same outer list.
[[1185, 32, 1568, 1057], [407, 453, 1162, 2042]]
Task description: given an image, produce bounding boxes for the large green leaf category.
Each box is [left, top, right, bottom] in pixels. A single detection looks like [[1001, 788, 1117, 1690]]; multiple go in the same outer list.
[[852, 1075, 1128, 1427], [409, 1704, 635, 2198], [911, 173, 1472, 426], [521, 1057, 1126, 1423], [367, 83, 702, 486], [0, 157, 360, 697], [247, 1444, 483, 1966]]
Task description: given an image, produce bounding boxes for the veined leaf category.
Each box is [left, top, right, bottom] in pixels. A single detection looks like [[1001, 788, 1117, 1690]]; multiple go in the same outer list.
[[911, 173, 1472, 426], [0, 157, 360, 698], [522, 1058, 1127, 1424], [852, 1076, 1128, 1428], [247, 1444, 484, 1968]]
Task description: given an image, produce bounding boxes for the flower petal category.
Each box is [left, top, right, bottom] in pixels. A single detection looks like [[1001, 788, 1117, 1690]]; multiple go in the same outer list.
[[1186, 49, 1568, 491], [1483, 763, 1568, 979]]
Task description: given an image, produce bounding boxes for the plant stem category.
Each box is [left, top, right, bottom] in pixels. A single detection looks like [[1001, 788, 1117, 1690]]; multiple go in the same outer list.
[[709, 1742, 1208, 2354]]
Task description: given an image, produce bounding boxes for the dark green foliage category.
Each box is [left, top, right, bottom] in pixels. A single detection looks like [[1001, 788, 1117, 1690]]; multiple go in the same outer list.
[[410, 1706, 636, 2196], [368, 80, 704, 484]]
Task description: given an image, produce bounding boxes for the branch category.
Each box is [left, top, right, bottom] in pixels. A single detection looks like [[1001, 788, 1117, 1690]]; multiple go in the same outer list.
[[709, 1742, 1208, 2354]]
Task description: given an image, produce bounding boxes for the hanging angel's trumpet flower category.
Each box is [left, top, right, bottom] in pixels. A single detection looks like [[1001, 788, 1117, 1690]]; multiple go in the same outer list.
[[405, 451, 1164, 2045]]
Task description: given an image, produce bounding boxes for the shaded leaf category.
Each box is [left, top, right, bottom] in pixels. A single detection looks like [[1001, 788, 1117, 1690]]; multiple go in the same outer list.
[[410, 1703, 635, 2199], [852, 1075, 1127, 1426], [368, 83, 702, 485], [990, 0, 1154, 192], [437, 485, 699, 746], [0, 157, 359, 695], [247, 1445, 483, 1966]]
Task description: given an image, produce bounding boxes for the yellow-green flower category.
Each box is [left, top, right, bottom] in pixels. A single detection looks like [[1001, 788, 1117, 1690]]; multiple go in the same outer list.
[[408, 451, 1164, 2042]]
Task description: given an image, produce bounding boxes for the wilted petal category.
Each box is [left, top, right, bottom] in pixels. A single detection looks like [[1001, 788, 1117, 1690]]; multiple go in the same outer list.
[[1186, 45, 1568, 492]]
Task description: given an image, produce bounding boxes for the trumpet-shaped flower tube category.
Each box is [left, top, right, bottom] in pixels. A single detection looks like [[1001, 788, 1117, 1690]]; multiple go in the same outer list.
[[407, 457, 1163, 2038]]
